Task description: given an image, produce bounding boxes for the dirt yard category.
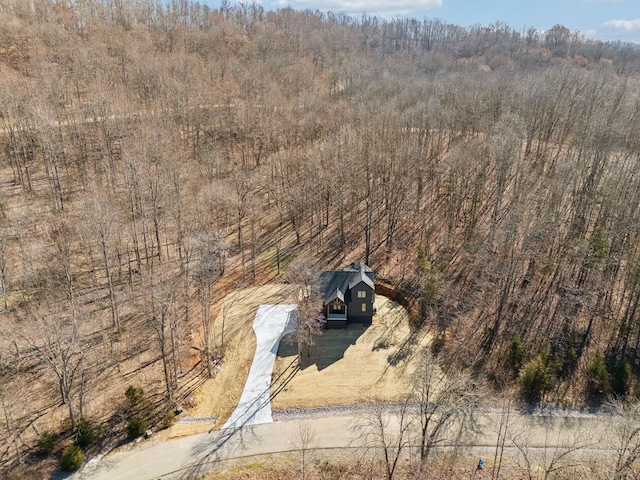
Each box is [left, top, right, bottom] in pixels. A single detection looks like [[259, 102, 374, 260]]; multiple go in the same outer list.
[[168, 285, 429, 437]]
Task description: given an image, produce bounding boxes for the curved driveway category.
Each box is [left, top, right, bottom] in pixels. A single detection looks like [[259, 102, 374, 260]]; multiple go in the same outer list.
[[222, 304, 297, 429]]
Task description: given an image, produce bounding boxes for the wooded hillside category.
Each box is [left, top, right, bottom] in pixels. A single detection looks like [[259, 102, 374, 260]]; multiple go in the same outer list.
[[1, 0, 640, 474]]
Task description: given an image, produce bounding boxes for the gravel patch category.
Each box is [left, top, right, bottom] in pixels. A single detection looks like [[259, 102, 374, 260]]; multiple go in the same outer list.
[[273, 403, 398, 420], [177, 416, 218, 424]]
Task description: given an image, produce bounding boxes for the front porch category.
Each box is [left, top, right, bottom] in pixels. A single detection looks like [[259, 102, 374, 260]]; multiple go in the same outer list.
[[326, 312, 347, 329]]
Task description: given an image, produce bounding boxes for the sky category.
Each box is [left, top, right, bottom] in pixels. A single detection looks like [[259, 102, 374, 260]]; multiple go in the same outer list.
[[211, 0, 640, 44]]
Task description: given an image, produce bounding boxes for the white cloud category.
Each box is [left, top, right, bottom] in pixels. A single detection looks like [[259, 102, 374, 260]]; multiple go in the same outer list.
[[602, 18, 640, 31], [591, 18, 640, 43], [273, 0, 441, 17]]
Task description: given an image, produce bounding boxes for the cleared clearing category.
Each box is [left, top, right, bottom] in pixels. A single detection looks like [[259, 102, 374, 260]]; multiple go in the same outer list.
[[167, 285, 428, 438], [167, 285, 298, 437], [271, 295, 430, 409]]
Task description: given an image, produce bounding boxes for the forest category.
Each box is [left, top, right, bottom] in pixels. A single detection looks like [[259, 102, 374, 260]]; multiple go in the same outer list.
[[1, 0, 640, 475]]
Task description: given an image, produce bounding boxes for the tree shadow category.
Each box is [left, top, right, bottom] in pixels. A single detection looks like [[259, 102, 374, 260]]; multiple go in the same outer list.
[[386, 331, 420, 367], [166, 421, 263, 480], [278, 324, 368, 371]]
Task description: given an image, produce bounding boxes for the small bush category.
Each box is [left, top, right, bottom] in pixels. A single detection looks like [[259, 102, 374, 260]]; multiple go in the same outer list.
[[74, 418, 98, 448], [60, 444, 84, 472], [508, 335, 526, 374], [125, 386, 145, 408], [124, 385, 150, 416], [317, 459, 349, 479], [588, 226, 609, 259], [518, 355, 551, 398], [613, 360, 632, 397], [518, 342, 561, 400], [127, 417, 149, 438], [37, 431, 58, 456], [561, 346, 578, 377], [586, 350, 610, 395], [161, 410, 176, 429]]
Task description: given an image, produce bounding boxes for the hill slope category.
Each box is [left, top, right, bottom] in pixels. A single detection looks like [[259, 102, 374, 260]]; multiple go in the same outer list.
[[1, 0, 640, 475]]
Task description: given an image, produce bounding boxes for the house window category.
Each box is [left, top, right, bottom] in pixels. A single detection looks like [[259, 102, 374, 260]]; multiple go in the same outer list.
[[332, 304, 341, 311], [357, 290, 366, 298], [361, 303, 367, 312]]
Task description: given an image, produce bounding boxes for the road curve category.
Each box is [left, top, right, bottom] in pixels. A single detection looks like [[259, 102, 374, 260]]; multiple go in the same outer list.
[[71, 409, 609, 480]]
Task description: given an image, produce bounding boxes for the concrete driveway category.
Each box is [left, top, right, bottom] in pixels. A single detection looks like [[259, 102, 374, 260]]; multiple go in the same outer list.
[[222, 304, 297, 429]]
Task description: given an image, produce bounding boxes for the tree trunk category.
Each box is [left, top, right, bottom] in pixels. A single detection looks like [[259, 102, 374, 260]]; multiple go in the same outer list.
[[100, 236, 119, 331]]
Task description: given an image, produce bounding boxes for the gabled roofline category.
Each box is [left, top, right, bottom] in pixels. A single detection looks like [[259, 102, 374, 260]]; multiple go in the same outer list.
[[348, 269, 374, 290], [320, 262, 375, 305], [325, 287, 345, 304]]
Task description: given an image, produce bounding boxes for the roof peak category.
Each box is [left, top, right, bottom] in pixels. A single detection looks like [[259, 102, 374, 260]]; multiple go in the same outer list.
[[343, 261, 372, 273]]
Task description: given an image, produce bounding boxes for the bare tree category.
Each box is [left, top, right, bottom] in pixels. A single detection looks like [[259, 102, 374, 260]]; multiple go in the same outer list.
[[82, 188, 121, 331], [607, 399, 640, 479], [233, 169, 250, 277], [0, 355, 23, 469], [286, 255, 325, 363], [46, 215, 77, 304], [292, 420, 316, 480], [491, 399, 516, 480], [0, 226, 9, 313], [20, 306, 85, 428], [142, 264, 181, 403], [351, 401, 414, 480], [411, 351, 485, 467], [191, 229, 229, 377], [507, 412, 597, 480]]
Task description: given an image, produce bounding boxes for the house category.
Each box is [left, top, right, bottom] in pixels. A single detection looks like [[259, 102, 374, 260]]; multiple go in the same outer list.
[[319, 262, 375, 329]]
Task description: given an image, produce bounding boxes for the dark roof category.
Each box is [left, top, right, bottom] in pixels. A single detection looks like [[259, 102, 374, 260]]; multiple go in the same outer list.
[[344, 261, 372, 273], [319, 262, 375, 304]]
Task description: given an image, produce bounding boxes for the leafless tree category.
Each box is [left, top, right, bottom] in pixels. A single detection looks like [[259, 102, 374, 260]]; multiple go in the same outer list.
[[286, 255, 325, 362], [19, 305, 85, 428], [141, 264, 181, 403], [0, 354, 23, 469], [507, 412, 597, 480], [607, 399, 640, 479], [82, 188, 121, 331], [411, 351, 485, 467], [491, 399, 516, 480], [46, 215, 77, 304], [191, 229, 229, 376], [351, 401, 414, 480], [292, 420, 316, 480], [0, 226, 9, 313]]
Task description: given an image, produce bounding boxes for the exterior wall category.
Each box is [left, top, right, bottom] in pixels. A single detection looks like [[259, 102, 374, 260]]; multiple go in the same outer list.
[[346, 283, 374, 325], [326, 318, 347, 329]]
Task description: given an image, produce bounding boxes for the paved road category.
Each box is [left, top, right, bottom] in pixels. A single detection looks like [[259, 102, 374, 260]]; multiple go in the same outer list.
[[73, 414, 358, 480], [72, 409, 609, 480]]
